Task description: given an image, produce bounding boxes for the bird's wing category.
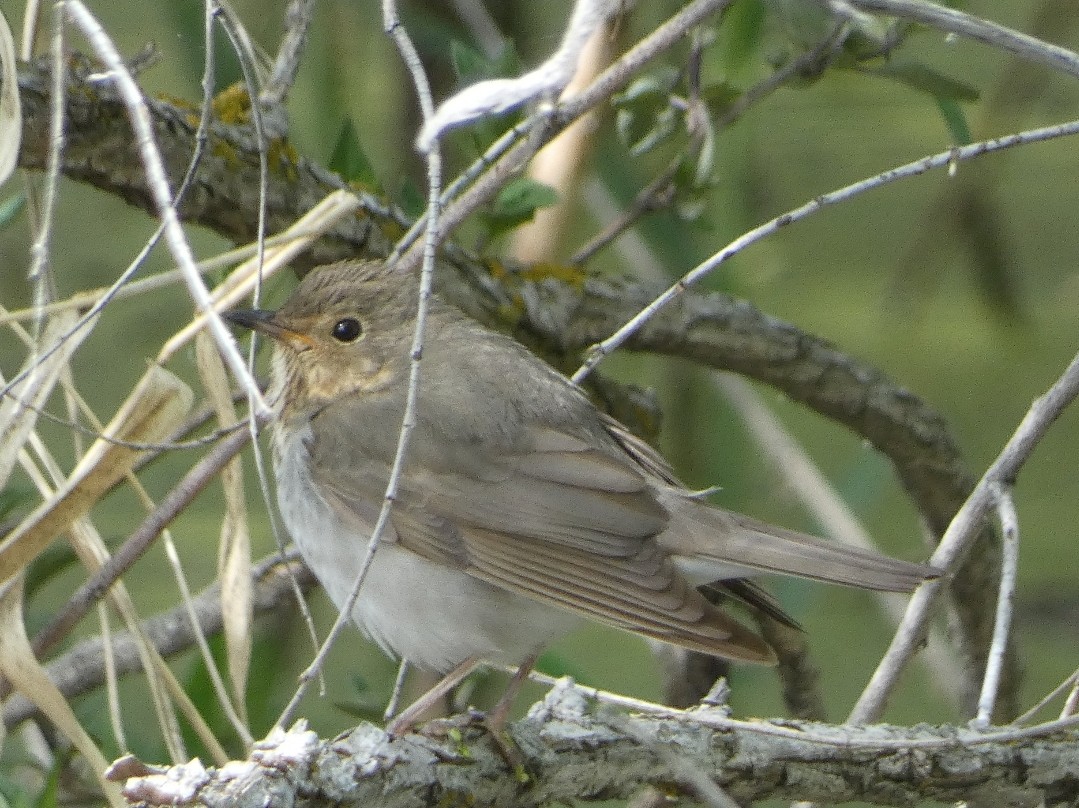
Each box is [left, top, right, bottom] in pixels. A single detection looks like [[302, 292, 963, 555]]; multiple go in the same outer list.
[[306, 403, 776, 663]]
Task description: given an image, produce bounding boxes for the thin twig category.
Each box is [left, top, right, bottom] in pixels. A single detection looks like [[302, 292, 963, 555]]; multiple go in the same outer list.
[[715, 373, 964, 706], [416, 0, 616, 151], [449, 0, 503, 57], [972, 483, 1020, 728], [383, 660, 410, 721], [262, 0, 317, 106], [397, 0, 736, 274], [27, 425, 255, 660], [274, 0, 445, 729], [0, 226, 334, 326], [1012, 666, 1079, 725], [98, 602, 127, 752], [3, 552, 312, 729], [831, 0, 1079, 80], [571, 118, 1079, 384], [161, 537, 254, 746], [1062, 673, 1079, 719], [25, 5, 64, 351], [571, 23, 850, 266]]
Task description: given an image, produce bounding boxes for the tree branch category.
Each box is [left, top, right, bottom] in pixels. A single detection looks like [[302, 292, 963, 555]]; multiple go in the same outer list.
[[15, 57, 397, 268], [114, 682, 1079, 807]]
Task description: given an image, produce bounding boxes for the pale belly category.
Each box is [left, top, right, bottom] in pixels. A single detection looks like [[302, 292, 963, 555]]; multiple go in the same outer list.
[[273, 424, 581, 672]]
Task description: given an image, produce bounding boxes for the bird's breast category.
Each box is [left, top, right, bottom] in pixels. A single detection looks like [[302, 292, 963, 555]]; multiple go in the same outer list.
[[271, 419, 580, 672]]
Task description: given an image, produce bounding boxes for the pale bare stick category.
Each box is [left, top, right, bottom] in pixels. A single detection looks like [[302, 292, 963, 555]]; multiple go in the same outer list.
[[971, 483, 1020, 728]]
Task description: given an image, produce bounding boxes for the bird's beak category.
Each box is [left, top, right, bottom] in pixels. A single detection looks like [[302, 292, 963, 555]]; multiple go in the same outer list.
[[225, 308, 276, 334], [225, 309, 316, 349]]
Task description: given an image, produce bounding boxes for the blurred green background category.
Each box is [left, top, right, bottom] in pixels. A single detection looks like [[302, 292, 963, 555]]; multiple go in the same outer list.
[[2, 0, 1078, 771]]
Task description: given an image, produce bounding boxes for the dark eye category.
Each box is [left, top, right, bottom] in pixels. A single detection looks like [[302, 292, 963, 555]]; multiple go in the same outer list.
[[331, 317, 363, 343]]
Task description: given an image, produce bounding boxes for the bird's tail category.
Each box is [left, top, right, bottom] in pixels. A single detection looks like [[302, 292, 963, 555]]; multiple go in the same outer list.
[[661, 496, 938, 591]]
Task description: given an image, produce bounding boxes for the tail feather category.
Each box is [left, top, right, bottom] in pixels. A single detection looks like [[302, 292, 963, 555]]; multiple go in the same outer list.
[[661, 497, 939, 592]]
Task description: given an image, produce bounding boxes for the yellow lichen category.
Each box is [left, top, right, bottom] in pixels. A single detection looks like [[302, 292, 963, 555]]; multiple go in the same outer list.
[[515, 261, 587, 289], [377, 217, 406, 242], [211, 83, 252, 125], [268, 138, 300, 182], [209, 138, 240, 167]]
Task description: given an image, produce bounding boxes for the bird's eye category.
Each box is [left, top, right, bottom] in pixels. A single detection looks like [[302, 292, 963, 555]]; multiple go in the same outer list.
[[331, 317, 363, 343]]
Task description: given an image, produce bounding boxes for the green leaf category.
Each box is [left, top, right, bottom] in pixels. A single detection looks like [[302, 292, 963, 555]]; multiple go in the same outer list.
[[864, 60, 980, 103], [935, 97, 972, 145], [31, 758, 61, 808], [450, 39, 491, 85], [699, 81, 742, 109], [722, 0, 766, 74], [398, 178, 425, 219], [450, 39, 522, 87], [616, 104, 679, 156], [613, 68, 682, 155], [0, 192, 25, 228], [24, 542, 81, 602], [614, 67, 681, 107], [488, 178, 558, 227], [328, 117, 378, 188], [767, 0, 840, 49]]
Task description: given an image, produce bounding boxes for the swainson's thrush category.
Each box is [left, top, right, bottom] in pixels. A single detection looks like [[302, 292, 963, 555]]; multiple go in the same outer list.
[[227, 260, 936, 725]]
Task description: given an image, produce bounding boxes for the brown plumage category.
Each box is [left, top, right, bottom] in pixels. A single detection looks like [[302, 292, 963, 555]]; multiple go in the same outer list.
[[227, 259, 938, 675]]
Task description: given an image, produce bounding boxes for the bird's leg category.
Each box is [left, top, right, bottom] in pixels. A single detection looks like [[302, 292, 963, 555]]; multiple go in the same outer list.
[[485, 652, 539, 734], [385, 655, 481, 737], [483, 653, 540, 782]]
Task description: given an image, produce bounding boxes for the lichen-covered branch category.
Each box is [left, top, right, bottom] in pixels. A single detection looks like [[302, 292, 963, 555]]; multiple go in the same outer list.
[[115, 684, 1079, 808], [15, 58, 396, 267]]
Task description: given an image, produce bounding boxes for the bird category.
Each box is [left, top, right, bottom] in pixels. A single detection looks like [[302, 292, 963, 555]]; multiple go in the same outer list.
[[226, 259, 937, 730]]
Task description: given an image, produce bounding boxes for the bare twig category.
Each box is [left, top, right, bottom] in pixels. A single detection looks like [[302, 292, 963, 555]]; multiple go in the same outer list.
[[715, 373, 964, 706], [449, 0, 504, 57], [275, 0, 446, 729], [398, 0, 736, 273], [3, 553, 312, 729], [1062, 672, 1079, 719], [416, 0, 619, 151], [972, 483, 1020, 728], [829, 0, 1079, 80], [570, 23, 849, 266], [26, 425, 255, 661], [1012, 666, 1079, 725], [262, 0, 317, 106]]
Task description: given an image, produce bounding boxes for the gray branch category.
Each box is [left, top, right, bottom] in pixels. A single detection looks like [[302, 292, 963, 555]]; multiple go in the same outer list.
[[115, 683, 1079, 807]]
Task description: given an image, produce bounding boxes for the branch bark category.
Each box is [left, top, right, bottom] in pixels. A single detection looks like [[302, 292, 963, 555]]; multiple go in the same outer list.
[[115, 683, 1079, 807]]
